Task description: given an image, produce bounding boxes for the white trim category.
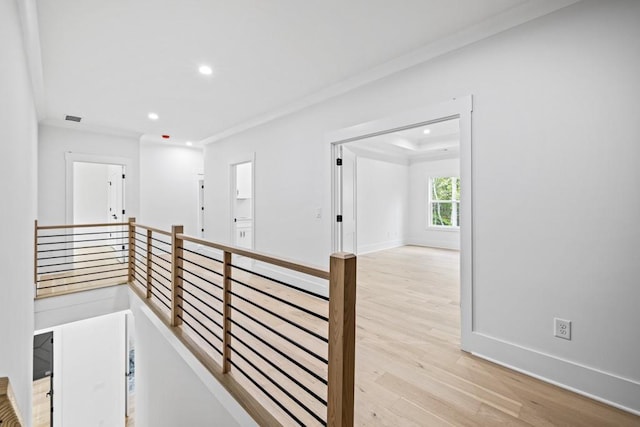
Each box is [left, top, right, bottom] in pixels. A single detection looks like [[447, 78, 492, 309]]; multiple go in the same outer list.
[[357, 239, 406, 256], [64, 152, 132, 225], [327, 96, 473, 350], [405, 239, 459, 251], [202, 1, 578, 145], [471, 332, 640, 416], [427, 176, 460, 229], [42, 118, 142, 140]]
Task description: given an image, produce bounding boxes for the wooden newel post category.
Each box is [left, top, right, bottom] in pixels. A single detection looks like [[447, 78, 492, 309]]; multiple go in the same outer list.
[[222, 251, 232, 373], [128, 217, 136, 284], [327, 252, 357, 427], [171, 225, 184, 327]]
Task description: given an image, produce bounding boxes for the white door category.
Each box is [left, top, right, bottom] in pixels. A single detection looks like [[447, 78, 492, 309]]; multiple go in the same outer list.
[[57, 313, 126, 427], [107, 166, 124, 224], [107, 166, 126, 257], [341, 147, 357, 254], [198, 179, 205, 238]]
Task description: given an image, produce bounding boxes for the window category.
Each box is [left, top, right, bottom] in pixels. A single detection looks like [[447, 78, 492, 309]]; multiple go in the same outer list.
[[429, 176, 460, 228]]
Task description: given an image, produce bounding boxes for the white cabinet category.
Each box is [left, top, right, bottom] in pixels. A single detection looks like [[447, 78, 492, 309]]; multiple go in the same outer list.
[[236, 162, 252, 199], [235, 219, 252, 249]]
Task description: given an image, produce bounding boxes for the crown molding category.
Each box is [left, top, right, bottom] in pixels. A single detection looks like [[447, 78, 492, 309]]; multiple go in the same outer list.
[[202, 0, 580, 145]]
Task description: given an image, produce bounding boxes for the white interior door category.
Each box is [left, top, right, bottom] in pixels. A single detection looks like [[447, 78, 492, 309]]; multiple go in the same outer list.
[[107, 166, 124, 224], [57, 312, 126, 427], [341, 147, 357, 254], [198, 179, 205, 238], [106, 166, 126, 257]]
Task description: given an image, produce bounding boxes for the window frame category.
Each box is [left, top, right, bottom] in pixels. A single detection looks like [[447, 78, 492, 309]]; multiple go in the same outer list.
[[427, 176, 460, 230]]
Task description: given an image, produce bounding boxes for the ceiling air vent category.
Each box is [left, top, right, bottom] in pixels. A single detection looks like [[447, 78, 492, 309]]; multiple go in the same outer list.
[[65, 115, 82, 122]]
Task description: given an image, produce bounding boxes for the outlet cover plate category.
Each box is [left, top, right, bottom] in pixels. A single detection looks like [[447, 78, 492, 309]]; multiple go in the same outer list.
[[554, 318, 571, 340]]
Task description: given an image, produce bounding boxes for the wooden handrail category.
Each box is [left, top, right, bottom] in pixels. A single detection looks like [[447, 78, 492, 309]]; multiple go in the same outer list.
[[131, 222, 172, 236], [0, 377, 24, 426], [34, 220, 356, 426], [36, 221, 129, 230], [178, 233, 330, 280]]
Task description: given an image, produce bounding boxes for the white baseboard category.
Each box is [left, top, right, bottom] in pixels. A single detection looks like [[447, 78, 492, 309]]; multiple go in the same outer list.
[[406, 237, 460, 250], [469, 331, 640, 416], [357, 239, 405, 255]]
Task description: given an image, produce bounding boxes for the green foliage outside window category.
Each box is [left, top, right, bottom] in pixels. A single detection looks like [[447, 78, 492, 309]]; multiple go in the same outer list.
[[430, 177, 460, 227]]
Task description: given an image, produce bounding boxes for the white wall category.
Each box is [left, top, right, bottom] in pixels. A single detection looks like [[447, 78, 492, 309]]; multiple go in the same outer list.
[[204, 0, 640, 412], [204, 137, 328, 266], [35, 285, 130, 331], [0, 0, 38, 423], [139, 143, 204, 235], [73, 162, 109, 223], [53, 312, 126, 427], [356, 156, 408, 254], [129, 291, 255, 427], [38, 125, 140, 224], [408, 158, 460, 250]]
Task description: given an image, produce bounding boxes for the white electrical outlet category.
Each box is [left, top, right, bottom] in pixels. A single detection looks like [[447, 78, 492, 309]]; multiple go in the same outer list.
[[554, 318, 571, 340]]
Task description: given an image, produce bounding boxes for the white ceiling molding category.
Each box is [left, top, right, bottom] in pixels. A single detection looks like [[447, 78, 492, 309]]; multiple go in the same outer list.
[[202, 0, 580, 145], [40, 118, 142, 140]]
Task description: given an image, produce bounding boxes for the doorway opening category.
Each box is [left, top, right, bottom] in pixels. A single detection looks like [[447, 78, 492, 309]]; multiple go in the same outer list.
[[65, 153, 130, 267], [71, 162, 125, 225], [230, 160, 254, 250], [33, 312, 129, 427], [338, 117, 461, 255], [328, 96, 473, 349]]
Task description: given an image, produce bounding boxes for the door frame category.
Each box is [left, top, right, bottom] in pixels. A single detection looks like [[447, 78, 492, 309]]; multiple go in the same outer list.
[[326, 95, 474, 350], [228, 153, 255, 249]]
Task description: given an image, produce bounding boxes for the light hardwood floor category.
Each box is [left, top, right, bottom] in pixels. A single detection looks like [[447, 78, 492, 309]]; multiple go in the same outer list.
[[353, 246, 639, 426], [36, 246, 128, 298], [35, 243, 639, 426], [135, 244, 640, 426], [32, 378, 50, 427], [33, 376, 135, 427]]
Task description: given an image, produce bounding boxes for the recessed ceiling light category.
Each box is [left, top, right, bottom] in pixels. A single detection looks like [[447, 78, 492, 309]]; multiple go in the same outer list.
[[148, 112, 159, 120], [423, 129, 431, 135], [186, 141, 193, 147], [198, 65, 213, 76]]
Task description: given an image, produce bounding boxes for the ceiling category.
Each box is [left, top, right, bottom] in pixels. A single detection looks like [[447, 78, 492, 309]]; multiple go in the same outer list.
[[346, 118, 460, 164], [31, 0, 577, 146]]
